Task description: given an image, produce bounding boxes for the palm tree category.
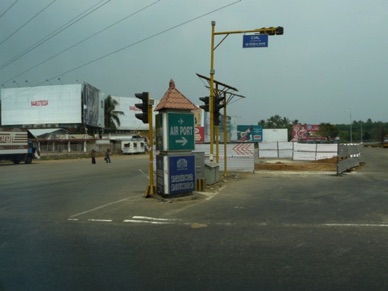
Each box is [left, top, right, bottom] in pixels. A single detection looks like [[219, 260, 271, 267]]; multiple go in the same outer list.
[[104, 95, 124, 130]]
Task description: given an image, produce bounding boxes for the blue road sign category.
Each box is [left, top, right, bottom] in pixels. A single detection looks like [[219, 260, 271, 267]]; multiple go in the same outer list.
[[169, 155, 195, 195], [156, 154, 196, 195], [243, 34, 268, 48]]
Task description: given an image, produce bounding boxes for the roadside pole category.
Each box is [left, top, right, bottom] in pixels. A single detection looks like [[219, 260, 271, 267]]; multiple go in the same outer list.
[[134, 92, 155, 197], [208, 21, 284, 167], [146, 100, 156, 197]]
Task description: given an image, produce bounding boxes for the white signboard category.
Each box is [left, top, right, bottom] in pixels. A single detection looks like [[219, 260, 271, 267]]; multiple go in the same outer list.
[[262, 129, 288, 142], [1, 85, 82, 125], [111, 96, 159, 130]]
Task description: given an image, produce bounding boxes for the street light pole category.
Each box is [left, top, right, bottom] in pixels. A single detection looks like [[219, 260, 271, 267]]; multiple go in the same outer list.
[[350, 112, 352, 143], [345, 110, 352, 143]]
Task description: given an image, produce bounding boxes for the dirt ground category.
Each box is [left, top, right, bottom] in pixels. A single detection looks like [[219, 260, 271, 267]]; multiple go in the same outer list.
[[254, 157, 338, 172]]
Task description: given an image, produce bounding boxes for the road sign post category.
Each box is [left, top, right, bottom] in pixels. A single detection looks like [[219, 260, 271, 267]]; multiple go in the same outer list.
[[155, 111, 196, 195]]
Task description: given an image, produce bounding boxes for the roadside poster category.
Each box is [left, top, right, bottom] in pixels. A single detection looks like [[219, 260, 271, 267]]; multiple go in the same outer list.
[[237, 125, 263, 142]]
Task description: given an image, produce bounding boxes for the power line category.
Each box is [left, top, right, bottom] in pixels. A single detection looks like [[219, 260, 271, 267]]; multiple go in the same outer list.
[[0, 0, 111, 71], [1, 0, 242, 99], [0, 0, 56, 47], [41, 0, 242, 86], [1, 0, 160, 85], [0, 0, 18, 18]]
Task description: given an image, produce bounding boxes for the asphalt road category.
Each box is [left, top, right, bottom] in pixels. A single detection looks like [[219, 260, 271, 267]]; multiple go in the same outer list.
[[0, 148, 387, 290]]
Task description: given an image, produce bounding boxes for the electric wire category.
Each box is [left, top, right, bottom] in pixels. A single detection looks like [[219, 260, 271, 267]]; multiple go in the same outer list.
[[0, 0, 18, 18], [0, 0, 111, 71], [40, 0, 242, 86], [0, 0, 56, 47], [1, 0, 241, 98], [2, 0, 160, 85]]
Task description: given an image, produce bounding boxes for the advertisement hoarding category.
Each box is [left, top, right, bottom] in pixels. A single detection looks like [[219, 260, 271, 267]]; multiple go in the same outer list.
[[1, 85, 82, 125], [237, 125, 263, 142], [291, 124, 324, 142], [110, 96, 159, 131], [262, 128, 288, 142], [83, 83, 104, 127]]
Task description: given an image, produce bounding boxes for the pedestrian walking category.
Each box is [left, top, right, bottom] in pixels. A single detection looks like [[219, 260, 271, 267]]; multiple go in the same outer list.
[[105, 148, 111, 163], [91, 149, 96, 164]]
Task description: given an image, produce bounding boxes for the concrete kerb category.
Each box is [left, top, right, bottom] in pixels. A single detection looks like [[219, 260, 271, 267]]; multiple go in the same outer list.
[[254, 170, 338, 176], [150, 173, 244, 203]]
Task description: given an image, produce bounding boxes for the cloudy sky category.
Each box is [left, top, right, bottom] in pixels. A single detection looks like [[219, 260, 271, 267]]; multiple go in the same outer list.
[[1, 0, 387, 125]]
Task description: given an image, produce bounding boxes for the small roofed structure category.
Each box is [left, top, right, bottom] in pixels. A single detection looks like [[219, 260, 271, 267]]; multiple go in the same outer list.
[[154, 79, 198, 112]]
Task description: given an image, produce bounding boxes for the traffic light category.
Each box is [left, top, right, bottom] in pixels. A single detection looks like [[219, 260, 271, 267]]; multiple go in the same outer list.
[[135, 92, 149, 124], [260, 26, 284, 35], [213, 95, 224, 126], [199, 96, 210, 112], [275, 26, 284, 35]]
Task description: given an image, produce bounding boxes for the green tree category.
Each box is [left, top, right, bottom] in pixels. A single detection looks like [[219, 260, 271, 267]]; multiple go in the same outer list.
[[259, 115, 291, 128], [104, 95, 124, 130], [318, 123, 339, 140]]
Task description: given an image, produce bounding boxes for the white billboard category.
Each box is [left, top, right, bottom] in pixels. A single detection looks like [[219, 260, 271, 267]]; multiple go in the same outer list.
[[111, 96, 159, 130], [1, 84, 82, 125], [262, 129, 288, 142]]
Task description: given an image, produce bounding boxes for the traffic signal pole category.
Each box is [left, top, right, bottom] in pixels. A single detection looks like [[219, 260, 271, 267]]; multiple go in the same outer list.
[[146, 101, 156, 197], [209, 21, 283, 164], [134, 92, 156, 197], [222, 92, 227, 176], [209, 21, 216, 161]]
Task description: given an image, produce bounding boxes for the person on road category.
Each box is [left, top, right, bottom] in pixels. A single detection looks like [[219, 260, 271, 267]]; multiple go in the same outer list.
[[105, 148, 111, 163], [91, 149, 96, 164]]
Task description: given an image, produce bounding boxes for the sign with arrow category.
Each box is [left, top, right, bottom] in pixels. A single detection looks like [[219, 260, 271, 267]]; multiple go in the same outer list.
[[168, 112, 195, 151], [156, 112, 195, 151]]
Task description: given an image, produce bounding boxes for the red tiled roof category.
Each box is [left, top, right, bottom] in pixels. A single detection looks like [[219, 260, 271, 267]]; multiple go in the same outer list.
[[154, 79, 198, 111]]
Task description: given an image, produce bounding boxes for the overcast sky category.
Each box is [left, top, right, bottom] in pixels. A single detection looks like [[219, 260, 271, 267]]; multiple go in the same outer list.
[[1, 0, 387, 125]]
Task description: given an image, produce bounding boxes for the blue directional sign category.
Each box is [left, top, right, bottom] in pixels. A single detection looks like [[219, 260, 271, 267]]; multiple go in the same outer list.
[[169, 155, 195, 195], [243, 34, 268, 48], [156, 154, 195, 195]]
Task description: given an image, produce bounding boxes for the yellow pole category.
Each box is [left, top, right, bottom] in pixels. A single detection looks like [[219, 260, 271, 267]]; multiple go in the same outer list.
[[145, 101, 156, 197], [223, 92, 227, 176], [215, 83, 219, 164], [215, 125, 219, 163], [209, 21, 216, 162]]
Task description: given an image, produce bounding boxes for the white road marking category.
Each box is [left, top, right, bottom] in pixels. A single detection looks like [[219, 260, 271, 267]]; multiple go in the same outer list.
[[138, 169, 150, 180], [123, 219, 172, 225], [69, 198, 129, 218], [123, 216, 177, 224], [197, 185, 226, 200], [88, 219, 112, 222], [132, 216, 176, 221], [323, 223, 388, 227]]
